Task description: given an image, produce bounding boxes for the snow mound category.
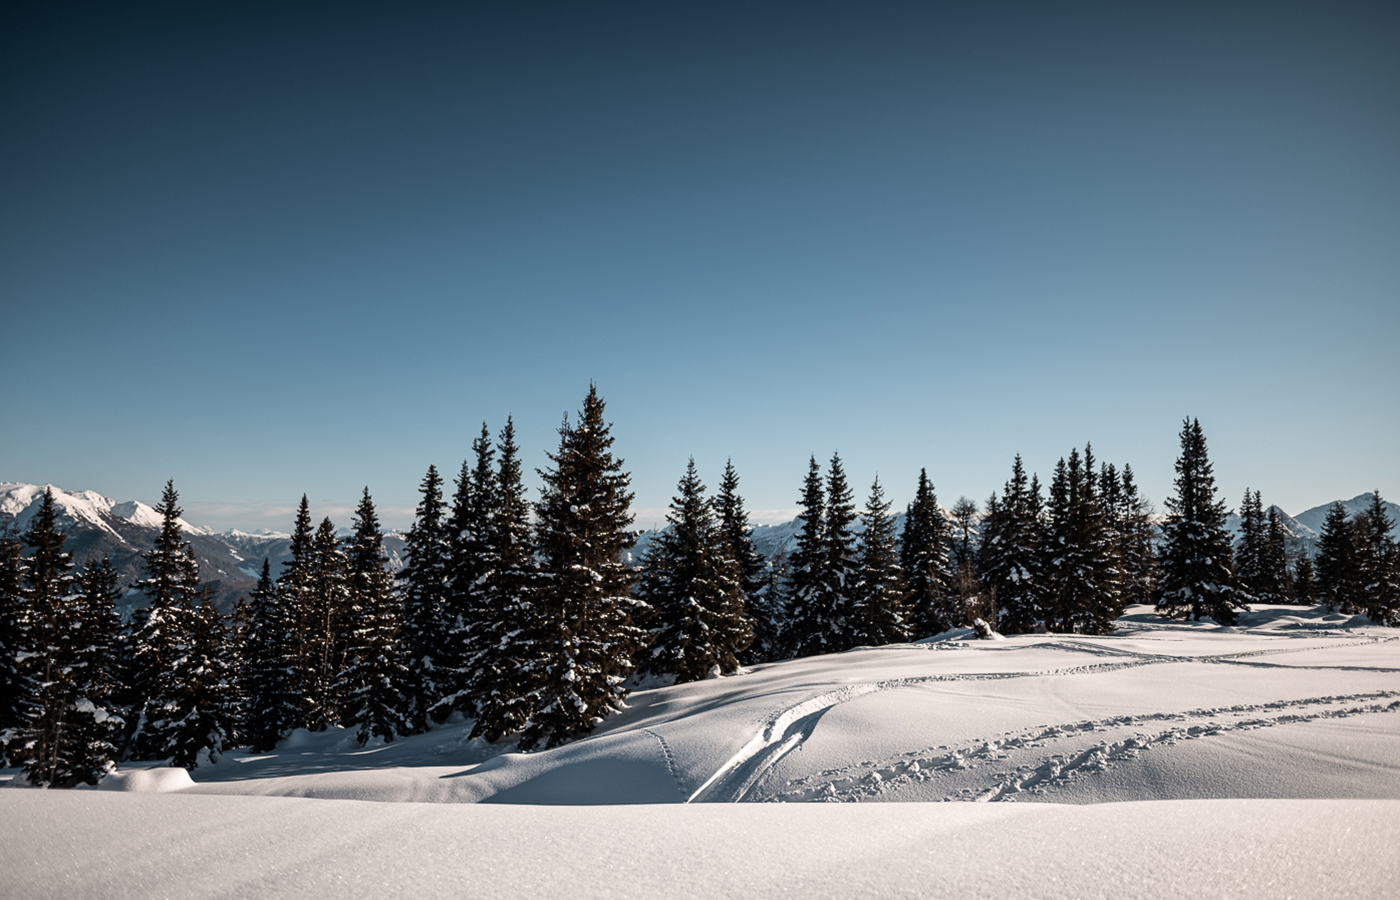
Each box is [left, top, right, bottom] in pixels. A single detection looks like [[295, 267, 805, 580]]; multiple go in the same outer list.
[[96, 767, 196, 793]]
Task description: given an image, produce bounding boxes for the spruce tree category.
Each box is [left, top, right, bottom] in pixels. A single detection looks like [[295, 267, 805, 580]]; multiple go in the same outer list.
[[715, 461, 775, 665], [851, 477, 908, 646], [56, 556, 126, 784], [520, 386, 643, 750], [129, 481, 207, 759], [1234, 489, 1266, 602], [145, 591, 237, 769], [465, 417, 540, 743], [781, 457, 827, 657], [1155, 419, 1249, 624], [1116, 465, 1158, 607], [1043, 447, 1121, 634], [637, 459, 752, 682], [1292, 552, 1317, 606], [0, 529, 30, 761], [241, 559, 301, 752], [304, 517, 350, 728], [1315, 502, 1361, 614], [981, 456, 1047, 635], [443, 426, 499, 722], [1355, 492, 1400, 625], [900, 469, 955, 637], [338, 489, 409, 745], [817, 453, 861, 651], [278, 495, 316, 729], [398, 463, 451, 732], [1257, 505, 1293, 604], [949, 496, 981, 620]]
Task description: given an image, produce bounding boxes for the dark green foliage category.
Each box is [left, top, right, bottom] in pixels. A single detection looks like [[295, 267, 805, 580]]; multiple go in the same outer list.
[[304, 517, 351, 728], [1044, 446, 1122, 634], [241, 559, 301, 753], [144, 592, 237, 769], [1292, 552, 1317, 606], [851, 477, 908, 646], [1257, 505, 1293, 604], [464, 417, 541, 743], [443, 426, 499, 722], [716, 461, 776, 665], [520, 387, 643, 750], [781, 457, 827, 657], [0, 529, 30, 760], [338, 489, 410, 745], [398, 464, 451, 733], [637, 459, 752, 682], [278, 496, 316, 730], [982, 458, 1047, 635], [1355, 492, 1400, 625], [1315, 502, 1360, 614], [901, 469, 955, 637], [1114, 465, 1158, 607], [1155, 420, 1249, 625], [1234, 489, 1266, 602], [949, 496, 981, 621]]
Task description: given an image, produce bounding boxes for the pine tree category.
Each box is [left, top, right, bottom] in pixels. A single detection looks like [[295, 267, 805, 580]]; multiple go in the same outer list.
[[1315, 502, 1360, 614], [949, 496, 981, 622], [57, 556, 126, 784], [1116, 465, 1158, 607], [981, 456, 1047, 635], [241, 559, 301, 752], [145, 591, 237, 769], [443, 426, 499, 722], [851, 477, 908, 646], [304, 517, 351, 728], [1355, 492, 1400, 625], [465, 417, 540, 743], [1293, 552, 1317, 606], [1234, 489, 1266, 602], [637, 459, 752, 682], [338, 489, 409, 745], [781, 457, 827, 657], [1257, 505, 1293, 604], [715, 461, 774, 664], [1155, 419, 1249, 624], [128, 481, 208, 759], [0, 528, 30, 761], [817, 454, 861, 651], [900, 469, 955, 637], [278, 495, 316, 730], [398, 464, 451, 732], [520, 386, 643, 750], [1043, 447, 1121, 634]]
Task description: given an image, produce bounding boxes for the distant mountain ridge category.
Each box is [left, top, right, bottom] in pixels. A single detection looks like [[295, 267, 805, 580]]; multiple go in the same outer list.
[[0, 483, 406, 614]]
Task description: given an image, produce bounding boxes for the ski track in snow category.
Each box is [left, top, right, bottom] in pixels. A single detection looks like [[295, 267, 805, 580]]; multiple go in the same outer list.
[[689, 633, 1400, 804]]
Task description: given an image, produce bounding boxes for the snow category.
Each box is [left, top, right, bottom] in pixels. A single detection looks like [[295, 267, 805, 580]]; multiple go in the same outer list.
[[3, 603, 1400, 898], [0, 482, 210, 535]]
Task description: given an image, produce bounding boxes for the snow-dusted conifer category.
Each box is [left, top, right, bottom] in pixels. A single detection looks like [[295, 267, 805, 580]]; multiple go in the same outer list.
[[901, 469, 955, 637], [1155, 420, 1249, 624], [443, 426, 498, 719], [0, 529, 30, 761], [1315, 502, 1360, 614], [715, 461, 775, 664], [338, 489, 409, 745], [1115, 465, 1157, 607], [278, 496, 316, 729], [1355, 492, 1400, 625], [1292, 552, 1317, 606], [1234, 489, 1266, 602], [637, 459, 752, 682], [981, 456, 1046, 635], [520, 387, 643, 750], [1257, 505, 1293, 604], [1044, 446, 1121, 634], [781, 457, 827, 658], [241, 559, 301, 752], [851, 477, 908, 646], [301, 517, 351, 728], [398, 464, 451, 732], [144, 592, 237, 769]]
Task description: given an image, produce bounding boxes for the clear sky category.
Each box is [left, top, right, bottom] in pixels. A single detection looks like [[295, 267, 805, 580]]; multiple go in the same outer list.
[[3, 1, 1397, 533]]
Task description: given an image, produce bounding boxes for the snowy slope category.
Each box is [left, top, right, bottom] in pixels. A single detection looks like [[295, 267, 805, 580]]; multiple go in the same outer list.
[[4, 604, 1399, 899], [1293, 493, 1400, 542]]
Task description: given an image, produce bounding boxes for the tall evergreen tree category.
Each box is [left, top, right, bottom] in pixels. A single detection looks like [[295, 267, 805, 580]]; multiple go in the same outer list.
[[444, 426, 499, 721], [520, 387, 643, 750], [1043, 447, 1121, 634], [145, 591, 237, 769], [715, 460, 775, 664], [128, 481, 207, 759], [278, 495, 316, 729], [463, 417, 540, 743], [637, 459, 752, 682], [1292, 552, 1317, 606], [948, 497, 982, 625], [1115, 465, 1158, 607], [1355, 492, 1400, 625], [817, 453, 861, 651], [900, 469, 955, 637], [851, 477, 908, 646], [1234, 489, 1266, 602], [338, 489, 409, 745], [781, 457, 827, 657], [302, 517, 350, 728], [1315, 502, 1361, 614], [0, 528, 30, 761], [398, 464, 451, 732], [241, 559, 301, 752], [1155, 419, 1249, 624], [981, 456, 1047, 635], [1257, 505, 1293, 604]]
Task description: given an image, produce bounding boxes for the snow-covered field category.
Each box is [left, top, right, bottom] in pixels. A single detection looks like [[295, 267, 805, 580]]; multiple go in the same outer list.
[[6, 605, 1400, 898]]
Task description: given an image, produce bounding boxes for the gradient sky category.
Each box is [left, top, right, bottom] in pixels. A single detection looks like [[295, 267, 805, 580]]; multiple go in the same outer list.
[[3, 1, 1397, 532]]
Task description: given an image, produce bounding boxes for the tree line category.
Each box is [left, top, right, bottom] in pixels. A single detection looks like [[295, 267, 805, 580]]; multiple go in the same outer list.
[[2, 397, 1398, 787]]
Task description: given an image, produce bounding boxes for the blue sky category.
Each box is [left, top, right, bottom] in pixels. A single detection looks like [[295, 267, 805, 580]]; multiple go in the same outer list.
[[3, 1, 1397, 532]]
